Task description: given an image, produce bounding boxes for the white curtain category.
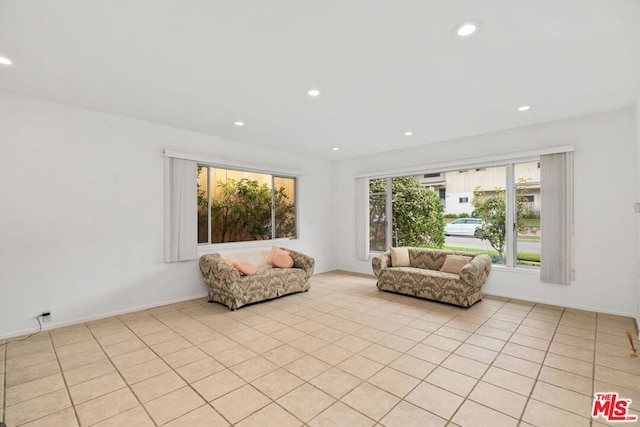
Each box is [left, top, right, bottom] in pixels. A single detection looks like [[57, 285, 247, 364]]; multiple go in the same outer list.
[[355, 177, 370, 261], [163, 157, 198, 262], [540, 151, 574, 284]]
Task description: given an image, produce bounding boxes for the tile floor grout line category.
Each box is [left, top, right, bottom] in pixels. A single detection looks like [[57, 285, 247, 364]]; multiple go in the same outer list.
[[262, 332, 367, 423], [123, 308, 233, 426], [146, 300, 311, 426], [3, 333, 68, 427], [170, 302, 325, 426], [372, 295, 539, 424], [532, 305, 600, 423], [448, 297, 533, 425], [171, 313, 299, 425], [426, 304, 508, 423], [366, 294, 510, 424], [49, 331, 83, 427], [82, 319, 160, 427], [518, 304, 566, 425], [242, 290, 405, 425]]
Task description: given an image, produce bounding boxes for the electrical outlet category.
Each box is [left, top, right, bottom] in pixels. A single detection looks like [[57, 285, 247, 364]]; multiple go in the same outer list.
[[40, 311, 52, 322]]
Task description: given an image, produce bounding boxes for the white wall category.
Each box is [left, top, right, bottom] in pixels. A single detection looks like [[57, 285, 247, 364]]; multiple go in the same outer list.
[[334, 108, 639, 319], [0, 92, 335, 338], [445, 192, 474, 216]]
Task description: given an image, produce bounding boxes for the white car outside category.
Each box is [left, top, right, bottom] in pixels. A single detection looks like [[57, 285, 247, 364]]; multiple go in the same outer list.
[[444, 218, 485, 236]]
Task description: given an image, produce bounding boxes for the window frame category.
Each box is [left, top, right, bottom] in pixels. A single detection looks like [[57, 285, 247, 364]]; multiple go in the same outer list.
[[368, 157, 542, 270], [195, 161, 300, 251]]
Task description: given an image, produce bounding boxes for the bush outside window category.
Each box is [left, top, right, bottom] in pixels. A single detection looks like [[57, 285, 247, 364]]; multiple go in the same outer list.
[[198, 166, 296, 244]]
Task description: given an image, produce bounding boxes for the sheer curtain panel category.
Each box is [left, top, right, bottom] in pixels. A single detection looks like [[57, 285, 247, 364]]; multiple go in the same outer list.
[[540, 151, 574, 284], [164, 157, 198, 262]]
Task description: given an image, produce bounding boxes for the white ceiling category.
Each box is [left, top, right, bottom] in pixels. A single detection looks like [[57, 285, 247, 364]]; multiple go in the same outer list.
[[1, 1, 639, 159]]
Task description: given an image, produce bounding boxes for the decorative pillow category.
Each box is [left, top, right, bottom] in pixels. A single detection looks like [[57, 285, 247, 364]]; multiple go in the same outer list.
[[233, 261, 257, 276], [390, 247, 410, 267], [267, 246, 294, 268], [440, 255, 472, 274]]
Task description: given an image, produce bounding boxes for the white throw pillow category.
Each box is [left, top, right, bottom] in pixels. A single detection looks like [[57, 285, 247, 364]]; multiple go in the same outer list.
[[390, 247, 410, 267]]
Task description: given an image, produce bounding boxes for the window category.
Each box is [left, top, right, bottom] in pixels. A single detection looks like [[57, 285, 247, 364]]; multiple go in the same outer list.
[[197, 165, 296, 244], [369, 178, 389, 252], [514, 161, 541, 268], [368, 160, 541, 269], [438, 188, 446, 206], [369, 176, 444, 250]]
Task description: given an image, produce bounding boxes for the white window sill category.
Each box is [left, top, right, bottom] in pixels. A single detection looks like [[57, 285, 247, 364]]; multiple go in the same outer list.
[[491, 264, 540, 275]]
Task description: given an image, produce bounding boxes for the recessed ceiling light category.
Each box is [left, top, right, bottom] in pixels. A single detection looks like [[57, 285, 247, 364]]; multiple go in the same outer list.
[[0, 56, 12, 66], [456, 21, 482, 37], [308, 89, 321, 97], [517, 105, 531, 112], [332, 147, 340, 151], [234, 121, 245, 126], [404, 131, 413, 136]]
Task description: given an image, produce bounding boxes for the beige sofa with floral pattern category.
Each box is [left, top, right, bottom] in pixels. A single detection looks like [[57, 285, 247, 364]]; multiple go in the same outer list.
[[199, 248, 315, 310], [372, 247, 491, 307]]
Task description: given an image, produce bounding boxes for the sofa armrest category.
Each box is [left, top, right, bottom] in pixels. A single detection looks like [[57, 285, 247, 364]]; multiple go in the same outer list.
[[199, 253, 241, 287], [459, 254, 492, 287], [286, 248, 315, 278], [372, 252, 391, 278]]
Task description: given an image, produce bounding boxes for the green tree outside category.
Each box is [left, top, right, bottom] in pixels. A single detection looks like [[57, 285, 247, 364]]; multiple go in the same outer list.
[[204, 177, 295, 243], [471, 185, 528, 262], [370, 176, 444, 248]]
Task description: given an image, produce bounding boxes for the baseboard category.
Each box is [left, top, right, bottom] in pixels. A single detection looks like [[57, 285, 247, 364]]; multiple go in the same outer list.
[[0, 292, 209, 340], [484, 290, 638, 321], [329, 269, 376, 278]]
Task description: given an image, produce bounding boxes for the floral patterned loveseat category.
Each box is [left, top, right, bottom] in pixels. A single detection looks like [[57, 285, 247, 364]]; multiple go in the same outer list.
[[199, 248, 315, 310], [372, 247, 491, 307]]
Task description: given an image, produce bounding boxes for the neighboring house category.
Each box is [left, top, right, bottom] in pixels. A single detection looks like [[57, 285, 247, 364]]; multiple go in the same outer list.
[[417, 162, 541, 216]]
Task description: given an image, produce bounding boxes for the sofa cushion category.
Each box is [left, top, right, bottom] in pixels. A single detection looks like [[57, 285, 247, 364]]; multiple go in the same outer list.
[[378, 267, 462, 298], [267, 246, 294, 268], [440, 255, 472, 274], [233, 261, 257, 276], [390, 247, 410, 267]]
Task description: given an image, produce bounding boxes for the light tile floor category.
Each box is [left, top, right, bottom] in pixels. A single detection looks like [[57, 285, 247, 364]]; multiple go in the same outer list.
[[1, 271, 640, 426]]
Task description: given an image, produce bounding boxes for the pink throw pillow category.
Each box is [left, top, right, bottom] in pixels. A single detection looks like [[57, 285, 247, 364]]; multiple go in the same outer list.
[[267, 247, 294, 268], [233, 261, 257, 276]]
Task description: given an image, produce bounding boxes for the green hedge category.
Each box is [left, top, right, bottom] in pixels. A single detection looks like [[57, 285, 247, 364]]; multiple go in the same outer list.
[[442, 245, 540, 264]]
